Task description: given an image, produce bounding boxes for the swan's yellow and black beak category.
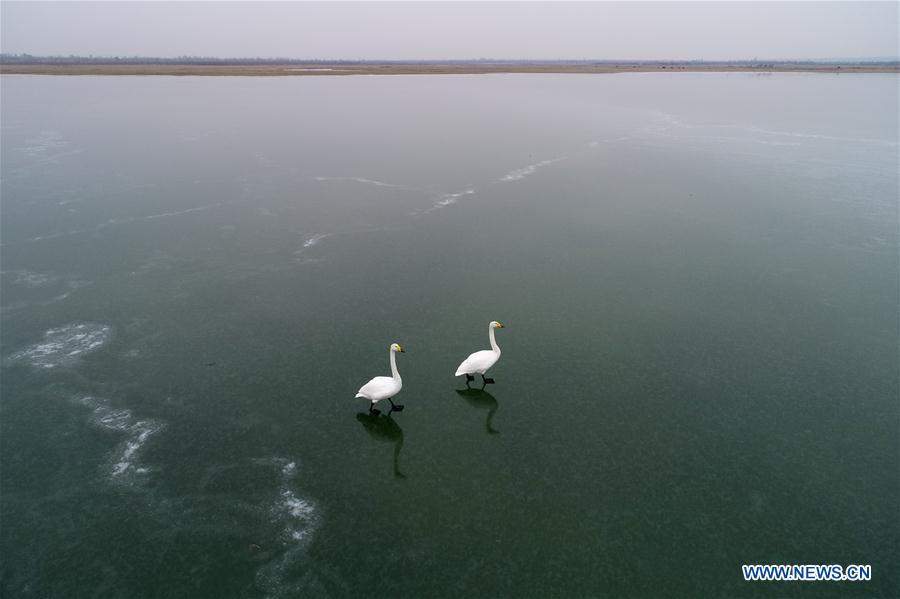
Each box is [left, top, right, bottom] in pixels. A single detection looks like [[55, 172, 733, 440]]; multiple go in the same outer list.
[[398, 345, 405, 353], [497, 322, 505, 328]]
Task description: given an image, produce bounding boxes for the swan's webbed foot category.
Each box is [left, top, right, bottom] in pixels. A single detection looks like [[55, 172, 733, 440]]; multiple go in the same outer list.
[[481, 375, 495, 385], [369, 405, 381, 416], [465, 374, 475, 387], [388, 399, 404, 412]]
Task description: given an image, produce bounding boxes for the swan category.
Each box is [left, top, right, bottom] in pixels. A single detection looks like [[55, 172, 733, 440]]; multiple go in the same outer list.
[[454, 321, 504, 386], [356, 343, 405, 414]]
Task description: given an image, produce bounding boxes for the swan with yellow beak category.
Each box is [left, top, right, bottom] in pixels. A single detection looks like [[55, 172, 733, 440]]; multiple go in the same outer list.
[[455, 321, 505, 387], [356, 343, 405, 415]]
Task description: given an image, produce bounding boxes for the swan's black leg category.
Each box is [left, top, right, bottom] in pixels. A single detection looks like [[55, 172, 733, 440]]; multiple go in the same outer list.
[[465, 374, 475, 387], [482, 374, 495, 386], [369, 403, 381, 416], [388, 398, 404, 412]]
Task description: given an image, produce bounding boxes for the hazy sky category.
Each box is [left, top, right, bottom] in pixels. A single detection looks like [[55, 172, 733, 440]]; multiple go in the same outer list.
[[1, 1, 897, 61]]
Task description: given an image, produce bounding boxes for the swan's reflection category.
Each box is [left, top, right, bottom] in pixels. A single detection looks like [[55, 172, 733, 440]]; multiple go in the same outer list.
[[455, 389, 500, 435], [356, 412, 406, 478]]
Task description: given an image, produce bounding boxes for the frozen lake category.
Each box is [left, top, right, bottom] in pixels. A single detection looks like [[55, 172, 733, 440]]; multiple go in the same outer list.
[[2, 73, 898, 597]]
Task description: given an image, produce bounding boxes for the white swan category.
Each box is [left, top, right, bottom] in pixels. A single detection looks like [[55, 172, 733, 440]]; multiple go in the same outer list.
[[356, 343, 405, 414], [455, 321, 505, 386]]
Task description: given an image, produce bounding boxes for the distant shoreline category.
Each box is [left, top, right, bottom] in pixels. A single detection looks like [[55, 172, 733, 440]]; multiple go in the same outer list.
[[2, 62, 898, 76]]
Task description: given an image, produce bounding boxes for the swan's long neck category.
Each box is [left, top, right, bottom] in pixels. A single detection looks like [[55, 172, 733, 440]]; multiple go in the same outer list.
[[390, 349, 401, 381], [489, 326, 501, 354]]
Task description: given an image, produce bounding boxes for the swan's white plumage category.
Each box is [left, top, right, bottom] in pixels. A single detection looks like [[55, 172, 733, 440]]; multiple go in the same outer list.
[[454, 350, 499, 376], [356, 343, 404, 404], [455, 321, 504, 376], [355, 376, 401, 401]]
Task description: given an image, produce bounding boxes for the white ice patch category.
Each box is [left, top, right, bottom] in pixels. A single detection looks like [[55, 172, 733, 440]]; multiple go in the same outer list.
[[301, 233, 331, 249], [255, 457, 321, 597], [413, 188, 476, 215], [732, 125, 898, 147], [1, 204, 223, 247], [588, 136, 631, 147], [498, 157, 566, 182], [7, 323, 111, 369], [282, 490, 316, 541], [72, 396, 165, 481], [649, 128, 803, 148], [102, 203, 223, 226], [272, 459, 317, 542], [0, 270, 91, 307], [312, 176, 420, 191], [11, 270, 56, 288], [3, 270, 91, 294], [293, 233, 333, 263], [20, 130, 68, 157], [645, 111, 898, 148], [111, 421, 163, 477], [433, 188, 474, 208]]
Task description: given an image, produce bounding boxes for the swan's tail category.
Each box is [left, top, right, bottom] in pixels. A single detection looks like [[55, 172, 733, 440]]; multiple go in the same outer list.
[[454, 367, 466, 377], [355, 393, 365, 399]]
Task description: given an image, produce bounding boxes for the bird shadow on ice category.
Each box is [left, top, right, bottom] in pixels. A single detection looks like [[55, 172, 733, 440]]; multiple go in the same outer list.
[[356, 412, 406, 479], [456, 389, 500, 435]]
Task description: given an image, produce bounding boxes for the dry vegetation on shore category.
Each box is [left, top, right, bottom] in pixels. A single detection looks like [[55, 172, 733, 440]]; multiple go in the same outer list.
[[2, 62, 897, 76]]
